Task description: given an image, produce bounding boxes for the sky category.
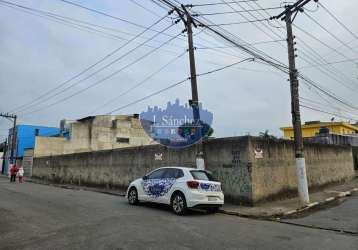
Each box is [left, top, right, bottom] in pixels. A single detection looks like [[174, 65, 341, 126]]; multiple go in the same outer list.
[[0, 0, 358, 141]]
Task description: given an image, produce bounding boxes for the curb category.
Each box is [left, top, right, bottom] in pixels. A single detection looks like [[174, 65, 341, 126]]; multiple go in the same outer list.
[[26, 179, 126, 197], [219, 187, 358, 219]]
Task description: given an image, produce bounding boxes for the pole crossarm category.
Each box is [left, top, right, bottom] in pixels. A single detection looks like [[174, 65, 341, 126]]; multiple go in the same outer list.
[[271, 0, 318, 21], [0, 112, 17, 163], [0, 112, 17, 119]]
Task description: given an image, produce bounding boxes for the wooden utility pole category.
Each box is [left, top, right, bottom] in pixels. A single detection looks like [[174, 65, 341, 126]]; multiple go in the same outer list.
[[175, 5, 204, 169], [272, 0, 318, 205], [1, 139, 7, 174], [11, 115, 17, 164], [0, 112, 17, 164]]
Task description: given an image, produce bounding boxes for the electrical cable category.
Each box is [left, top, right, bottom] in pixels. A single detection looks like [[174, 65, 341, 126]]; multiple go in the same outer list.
[[300, 104, 358, 122], [318, 2, 358, 40], [106, 56, 254, 114], [20, 31, 182, 117], [186, 0, 258, 7], [204, 18, 270, 26], [10, 13, 171, 113], [90, 49, 188, 114], [0, 0, 185, 51], [195, 6, 282, 16], [303, 11, 358, 57]]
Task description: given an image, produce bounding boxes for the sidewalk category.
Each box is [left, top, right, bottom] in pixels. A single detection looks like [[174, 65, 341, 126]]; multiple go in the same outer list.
[[220, 176, 358, 219]]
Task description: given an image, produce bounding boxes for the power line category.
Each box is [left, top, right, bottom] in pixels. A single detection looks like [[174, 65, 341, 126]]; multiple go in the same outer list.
[[215, 0, 358, 95], [209, 0, 288, 66], [0, 0, 184, 51], [300, 97, 358, 118], [59, 0, 227, 55], [204, 18, 270, 27], [248, 0, 358, 92], [59, 0, 165, 32], [107, 56, 254, 114], [248, 0, 358, 89], [229, 0, 358, 110], [90, 49, 188, 114], [318, 2, 358, 40], [196, 39, 285, 49], [10, 13, 170, 113], [18, 23, 176, 113], [185, 0, 258, 7], [303, 11, 358, 57], [292, 23, 358, 90], [0, 1, 135, 43], [298, 74, 358, 111], [128, 0, 162, 18], [107, 78, 189, 114], [20, 31, 182, 117], [299, 57, 358, 69], [157, 0, 287, 70], [300, 104, 358, 122], [297, 49, 358, 94], [195, 6, 282, 16], [196, 58, 254, 76]]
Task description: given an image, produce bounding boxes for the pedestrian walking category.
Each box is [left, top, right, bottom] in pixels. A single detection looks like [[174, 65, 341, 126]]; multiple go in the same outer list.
[[18, 166, 24, 183], [9, 164, 18, 182]]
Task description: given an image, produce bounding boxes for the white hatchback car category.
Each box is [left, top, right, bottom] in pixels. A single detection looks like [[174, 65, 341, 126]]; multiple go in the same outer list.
[[126, 167, 224, 215]]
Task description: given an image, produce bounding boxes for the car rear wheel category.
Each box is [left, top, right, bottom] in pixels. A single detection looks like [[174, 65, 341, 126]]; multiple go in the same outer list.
[[128, 187, 139, 205], [171, 192, 187, 215]]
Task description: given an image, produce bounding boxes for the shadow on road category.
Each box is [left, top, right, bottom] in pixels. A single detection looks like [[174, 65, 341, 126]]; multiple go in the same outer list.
[[122, 201, 216, 216]]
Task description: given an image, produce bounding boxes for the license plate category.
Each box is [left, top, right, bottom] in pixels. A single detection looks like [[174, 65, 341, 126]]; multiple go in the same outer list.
[[208, 197, 217, 201]]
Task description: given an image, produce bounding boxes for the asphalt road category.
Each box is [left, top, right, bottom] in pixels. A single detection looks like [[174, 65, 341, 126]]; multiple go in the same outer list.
[[0, 177, 357, 250], [283, 193, 358, 233]]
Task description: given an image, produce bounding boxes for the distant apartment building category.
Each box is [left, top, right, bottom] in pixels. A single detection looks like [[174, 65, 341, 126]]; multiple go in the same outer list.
[[281, 121, 358, 170], [34, 115, 154, 157], [280, 121, 358, 140]]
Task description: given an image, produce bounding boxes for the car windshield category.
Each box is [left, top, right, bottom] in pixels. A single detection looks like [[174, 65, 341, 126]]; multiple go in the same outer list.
[[190, 170, 217, 181]]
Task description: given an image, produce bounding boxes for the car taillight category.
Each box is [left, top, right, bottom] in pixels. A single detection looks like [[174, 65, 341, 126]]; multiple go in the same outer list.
[[187, 180, 199, 189]]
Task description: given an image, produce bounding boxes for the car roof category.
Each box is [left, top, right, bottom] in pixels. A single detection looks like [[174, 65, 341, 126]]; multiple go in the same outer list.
[[155, 166, 202, 171]]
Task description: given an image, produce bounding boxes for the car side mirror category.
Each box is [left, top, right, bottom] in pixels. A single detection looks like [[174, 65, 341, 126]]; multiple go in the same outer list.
[[142, 175, 148, 180]]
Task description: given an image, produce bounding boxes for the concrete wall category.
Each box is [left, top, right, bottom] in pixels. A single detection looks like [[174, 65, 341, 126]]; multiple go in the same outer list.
[[32, 136, 355, 204], [353, 147, 358, 170], [204, 137, 252, 204], [34, 137, 66, 157], [250, 137, 355, 203], [304, 133, 358, 147], [33, 137, 253, 203]]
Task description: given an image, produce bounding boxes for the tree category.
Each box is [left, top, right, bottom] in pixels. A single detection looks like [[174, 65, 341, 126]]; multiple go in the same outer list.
[[259, 130, 277, 140]]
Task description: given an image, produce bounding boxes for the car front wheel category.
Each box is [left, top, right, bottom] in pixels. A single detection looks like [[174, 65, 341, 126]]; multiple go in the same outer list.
[[171, 192, 187, 215], [128, 187, 139, 205]]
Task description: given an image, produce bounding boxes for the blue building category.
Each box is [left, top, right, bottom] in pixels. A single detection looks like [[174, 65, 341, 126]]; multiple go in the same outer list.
[[2, 124, 59, 175]]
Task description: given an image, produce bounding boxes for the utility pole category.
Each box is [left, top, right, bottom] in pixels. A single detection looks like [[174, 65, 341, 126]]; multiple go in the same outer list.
[[175, 5, 204, 170], [1, 139, 7, 174], [0, 112, 17, 164], [272, 0, 318, 205]]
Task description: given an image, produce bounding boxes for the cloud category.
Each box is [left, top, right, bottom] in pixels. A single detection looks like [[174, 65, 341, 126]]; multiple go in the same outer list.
[[0, 0, 357, 140]]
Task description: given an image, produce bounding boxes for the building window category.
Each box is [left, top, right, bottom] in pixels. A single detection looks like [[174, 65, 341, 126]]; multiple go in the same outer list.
[[116, 137, 129, 143]]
